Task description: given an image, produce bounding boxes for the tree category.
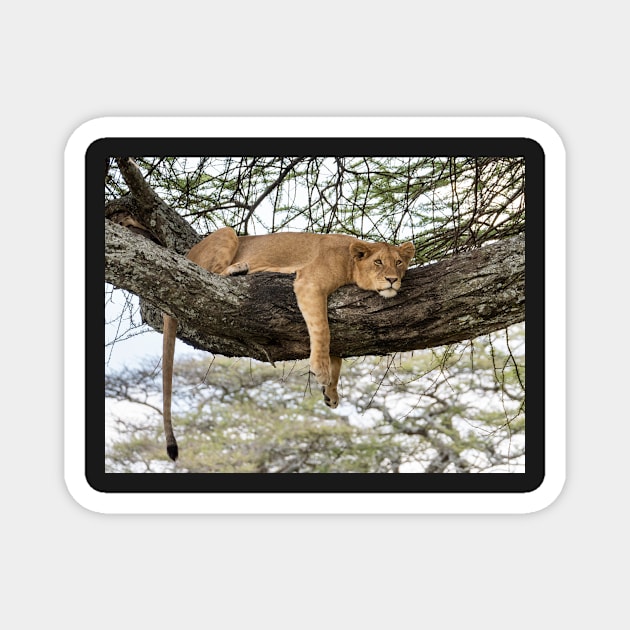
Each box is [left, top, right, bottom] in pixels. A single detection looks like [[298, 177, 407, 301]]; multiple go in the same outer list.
[[104, 154, 526, 471]]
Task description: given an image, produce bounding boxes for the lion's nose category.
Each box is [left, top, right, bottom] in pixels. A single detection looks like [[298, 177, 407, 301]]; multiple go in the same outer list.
[[385, 277, 397, 285]]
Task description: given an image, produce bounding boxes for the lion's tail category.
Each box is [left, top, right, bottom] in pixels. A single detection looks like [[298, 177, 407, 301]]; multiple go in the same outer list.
[[162, 314, 179, 461]]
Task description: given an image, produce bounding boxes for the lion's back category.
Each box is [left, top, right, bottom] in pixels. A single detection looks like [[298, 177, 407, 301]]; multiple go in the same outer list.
[[233, 232, 356, 273]]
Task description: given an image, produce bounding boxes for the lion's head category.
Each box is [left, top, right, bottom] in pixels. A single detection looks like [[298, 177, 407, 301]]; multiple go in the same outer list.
[[349, 240, 415, 298]]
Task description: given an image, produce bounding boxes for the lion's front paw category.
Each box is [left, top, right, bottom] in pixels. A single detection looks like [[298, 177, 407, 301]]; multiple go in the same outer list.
[[322, 385, 339, 409]]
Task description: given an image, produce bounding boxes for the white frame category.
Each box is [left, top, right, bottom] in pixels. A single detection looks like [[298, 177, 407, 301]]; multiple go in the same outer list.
[[64, 116, 565, 514]]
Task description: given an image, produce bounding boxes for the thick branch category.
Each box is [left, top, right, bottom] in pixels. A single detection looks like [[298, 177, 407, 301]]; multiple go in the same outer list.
[[106, 220, 524, 362]]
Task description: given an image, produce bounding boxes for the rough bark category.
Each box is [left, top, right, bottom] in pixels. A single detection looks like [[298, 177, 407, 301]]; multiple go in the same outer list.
[[105, 219, 525, 362]]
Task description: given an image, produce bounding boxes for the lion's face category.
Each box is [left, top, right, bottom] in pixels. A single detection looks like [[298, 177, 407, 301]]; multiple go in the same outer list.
[[349, 241, 416, 298]]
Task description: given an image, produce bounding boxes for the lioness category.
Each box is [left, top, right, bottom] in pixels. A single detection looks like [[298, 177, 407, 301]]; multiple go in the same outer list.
[[162, 227, 415, 461]]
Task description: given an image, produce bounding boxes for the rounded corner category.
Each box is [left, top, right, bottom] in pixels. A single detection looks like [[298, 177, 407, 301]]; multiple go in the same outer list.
[[517, 116, 566, 159], [64, 117, 115, 160], [521, 469, 567, 514], [64, 482, 99, 515], [64, 466, 110, 515]]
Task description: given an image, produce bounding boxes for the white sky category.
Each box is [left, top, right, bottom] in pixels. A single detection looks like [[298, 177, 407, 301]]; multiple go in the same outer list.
[[105, 287, 205, 371]]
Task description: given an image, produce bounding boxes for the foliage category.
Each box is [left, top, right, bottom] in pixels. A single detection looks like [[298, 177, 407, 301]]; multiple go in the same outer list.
[[106, 325, 525, 473], [106, 156, 524, 258]]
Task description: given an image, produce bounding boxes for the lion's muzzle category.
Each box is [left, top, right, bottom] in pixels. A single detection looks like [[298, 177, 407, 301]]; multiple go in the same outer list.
[[377, 276, 402, 298], [378, 288, 398, 298]]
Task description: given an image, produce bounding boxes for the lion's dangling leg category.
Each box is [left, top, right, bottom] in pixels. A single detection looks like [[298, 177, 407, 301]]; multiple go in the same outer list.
[[293, 273, 344, 408], [322, 356, 342, 409], [293, 276, 332, 387]]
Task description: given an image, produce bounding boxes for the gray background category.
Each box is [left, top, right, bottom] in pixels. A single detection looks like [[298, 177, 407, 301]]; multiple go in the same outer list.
[[2, 1, 624, 627]]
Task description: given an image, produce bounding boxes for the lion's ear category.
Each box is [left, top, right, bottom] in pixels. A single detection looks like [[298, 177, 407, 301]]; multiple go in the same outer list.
[[350, 241, 373, 260], [398, 242, 415, 264]]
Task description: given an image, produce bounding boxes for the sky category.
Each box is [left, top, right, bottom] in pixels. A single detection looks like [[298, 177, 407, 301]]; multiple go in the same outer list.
[[106, 285, 202, 370]]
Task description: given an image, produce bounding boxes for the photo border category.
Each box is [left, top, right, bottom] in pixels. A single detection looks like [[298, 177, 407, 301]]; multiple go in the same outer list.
[[64, 117, 565, 513]]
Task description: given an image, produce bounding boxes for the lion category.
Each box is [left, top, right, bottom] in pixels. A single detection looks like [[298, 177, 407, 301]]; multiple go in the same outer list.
[[162, 227, 415, 461]]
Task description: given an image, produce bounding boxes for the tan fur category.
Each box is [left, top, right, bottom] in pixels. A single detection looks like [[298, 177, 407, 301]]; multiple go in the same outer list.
[[162, 227, 415, 460]]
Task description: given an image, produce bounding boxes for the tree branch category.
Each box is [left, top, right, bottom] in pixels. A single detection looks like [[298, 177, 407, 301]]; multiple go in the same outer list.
[[115, 157, 200, 254], [106, 219, 524, 362]]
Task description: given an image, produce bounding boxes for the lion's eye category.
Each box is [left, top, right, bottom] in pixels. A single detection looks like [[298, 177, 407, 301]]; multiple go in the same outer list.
[[396, 259, 403, 266], [374, 259, 383, 266]]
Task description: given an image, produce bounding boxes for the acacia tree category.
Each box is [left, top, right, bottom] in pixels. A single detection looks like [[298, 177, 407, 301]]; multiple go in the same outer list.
[[104, 155, 526, 471]]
